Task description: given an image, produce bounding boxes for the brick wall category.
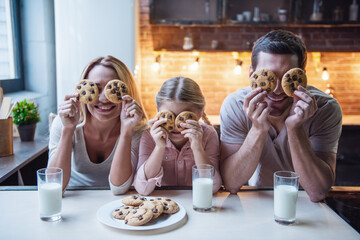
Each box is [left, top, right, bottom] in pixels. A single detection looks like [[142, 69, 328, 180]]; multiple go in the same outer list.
[[138, 0, 360, 119]]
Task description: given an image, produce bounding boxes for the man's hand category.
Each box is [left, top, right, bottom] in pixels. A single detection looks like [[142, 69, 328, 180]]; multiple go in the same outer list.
[[285, 86, 318, 129], [243, 88, 271, 132]]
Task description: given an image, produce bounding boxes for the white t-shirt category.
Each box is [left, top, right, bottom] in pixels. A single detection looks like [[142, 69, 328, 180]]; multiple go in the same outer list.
[[220, 85, 342, 187], [48, 116, 147, 194]]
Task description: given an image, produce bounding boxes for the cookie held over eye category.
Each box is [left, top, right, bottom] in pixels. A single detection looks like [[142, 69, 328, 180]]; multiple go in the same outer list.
[[104, 79, 129, 103], [175, 111, 198, 132], [156, 110, 175, 133], [281, 68, 307, 97], [249, 69, 277, 93], [74, 79, 99, 104]]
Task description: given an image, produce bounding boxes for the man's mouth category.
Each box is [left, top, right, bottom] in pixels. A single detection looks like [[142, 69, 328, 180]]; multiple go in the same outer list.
[[266, 95, 287, 102]]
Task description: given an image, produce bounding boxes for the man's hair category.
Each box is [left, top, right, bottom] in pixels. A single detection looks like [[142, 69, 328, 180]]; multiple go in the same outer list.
[[251, 30, 307, 70]]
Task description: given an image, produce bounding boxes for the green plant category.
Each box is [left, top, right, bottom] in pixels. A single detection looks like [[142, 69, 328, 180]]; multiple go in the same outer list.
[[11, 99, 41, 126]]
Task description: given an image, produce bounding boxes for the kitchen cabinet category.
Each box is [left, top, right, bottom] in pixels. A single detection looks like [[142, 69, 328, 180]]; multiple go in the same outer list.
[[150, 0, 360, 26]]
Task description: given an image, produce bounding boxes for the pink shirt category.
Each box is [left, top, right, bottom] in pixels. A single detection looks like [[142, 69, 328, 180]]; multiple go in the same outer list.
[[134, 122, 222, 195]]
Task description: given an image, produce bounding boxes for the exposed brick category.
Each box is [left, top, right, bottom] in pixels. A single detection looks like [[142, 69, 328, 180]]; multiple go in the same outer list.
[[139, 1, 360, 117]]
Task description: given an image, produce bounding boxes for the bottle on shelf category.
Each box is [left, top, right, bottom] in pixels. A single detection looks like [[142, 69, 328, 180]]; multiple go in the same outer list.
[[349, 0, 359, 21]]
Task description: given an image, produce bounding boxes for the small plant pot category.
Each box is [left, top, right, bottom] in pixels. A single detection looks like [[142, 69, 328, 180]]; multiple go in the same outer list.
[[18, 124, 36, 142]]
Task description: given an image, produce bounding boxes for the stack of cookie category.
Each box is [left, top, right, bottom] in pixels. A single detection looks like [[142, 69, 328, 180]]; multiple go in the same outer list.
[[112, 195, 179, 226]]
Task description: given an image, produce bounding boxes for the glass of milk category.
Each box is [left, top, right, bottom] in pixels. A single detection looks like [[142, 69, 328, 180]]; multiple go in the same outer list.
[[192, 164, 214, 212], [37, 168, 63, 222], [273, 171, 300, 225]]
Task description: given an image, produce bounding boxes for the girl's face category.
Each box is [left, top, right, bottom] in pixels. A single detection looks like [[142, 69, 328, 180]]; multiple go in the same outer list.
[[86, 65, 122, 122], [158, 100, 202, 141]]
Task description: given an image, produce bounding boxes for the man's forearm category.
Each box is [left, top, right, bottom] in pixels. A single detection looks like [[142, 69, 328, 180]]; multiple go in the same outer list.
[[287, 126, 335, 202], [221, 127, 268, 193]]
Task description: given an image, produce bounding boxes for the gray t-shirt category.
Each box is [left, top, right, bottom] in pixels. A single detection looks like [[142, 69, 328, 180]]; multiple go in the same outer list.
[[48, 116, 147, 194], [220, 86, 342, 187]]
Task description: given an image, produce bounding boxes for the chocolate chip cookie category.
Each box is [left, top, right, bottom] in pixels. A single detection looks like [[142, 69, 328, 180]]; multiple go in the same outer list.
[[175, 111, 197, 132], [249, 68, 277, 93], [139, 200, 164, 219], [75, 79, 99, 104], [124, 207, 153, 226], [112, 205, 138, 220], [154, 197, 179, 214], [121, 195, 147, 206], [156, 110, 175, 133], [281, 68, 307, 97], [104, 79, 128, 103]]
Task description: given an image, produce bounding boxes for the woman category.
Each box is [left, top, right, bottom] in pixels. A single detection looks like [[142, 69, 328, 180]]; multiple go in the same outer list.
[[48, 56, 147, 194]]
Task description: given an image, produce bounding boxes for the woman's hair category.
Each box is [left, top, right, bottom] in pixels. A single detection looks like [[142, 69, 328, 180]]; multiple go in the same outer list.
[[156, 76, 211, 125], [77, 55, 147, 129], [251, 30, 307, 70]]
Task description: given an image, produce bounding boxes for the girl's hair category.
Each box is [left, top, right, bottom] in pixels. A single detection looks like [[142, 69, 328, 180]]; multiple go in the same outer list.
[[156, 76, 211, 125], [77, 55, 147, 129]]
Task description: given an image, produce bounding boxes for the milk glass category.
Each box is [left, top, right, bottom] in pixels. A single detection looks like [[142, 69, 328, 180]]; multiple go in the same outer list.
[[274, 171, 300, 225], [37, 168, 63, 222], [192, 164, 214, 212]]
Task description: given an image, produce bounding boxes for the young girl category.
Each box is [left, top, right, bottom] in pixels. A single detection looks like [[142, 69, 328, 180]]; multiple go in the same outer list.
[[48, 56, 147, 194], [134, 76, 222, 195]]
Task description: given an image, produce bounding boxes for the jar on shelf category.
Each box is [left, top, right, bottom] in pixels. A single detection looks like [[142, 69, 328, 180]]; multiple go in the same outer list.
[[278, 9, 288, 22]]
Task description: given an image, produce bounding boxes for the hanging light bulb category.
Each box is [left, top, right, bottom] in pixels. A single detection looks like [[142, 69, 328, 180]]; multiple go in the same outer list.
[[151, 54, 161, 72], [233, 59, 243, 75], [322, 67, 329, 81], [190, 51, 200, 71], [190, 57, 199, 71]]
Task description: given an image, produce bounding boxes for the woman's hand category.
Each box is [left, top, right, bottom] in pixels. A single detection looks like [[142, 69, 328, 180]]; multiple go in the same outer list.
[[58, 93, 81, 130], [120, 95, 144, 133], [180, 120, 204, 151], [148, 118, 168, 148]]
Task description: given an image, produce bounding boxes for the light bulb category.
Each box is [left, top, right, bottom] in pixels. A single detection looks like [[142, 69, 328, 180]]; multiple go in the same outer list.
[[151, 54, 161, 72], [151, 62, 160, 72], [322, 67, 329, 81], [233, 60, 243, 75], [190, 57, 199, 71], [233, 65, 242, 75]]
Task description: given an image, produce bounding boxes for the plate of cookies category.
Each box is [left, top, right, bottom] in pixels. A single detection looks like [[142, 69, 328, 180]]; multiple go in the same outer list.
[[97, 195, 186, 230]]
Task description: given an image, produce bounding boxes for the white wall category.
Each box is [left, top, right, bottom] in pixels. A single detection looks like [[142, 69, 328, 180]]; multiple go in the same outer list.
[[54, 0, 137, 104]]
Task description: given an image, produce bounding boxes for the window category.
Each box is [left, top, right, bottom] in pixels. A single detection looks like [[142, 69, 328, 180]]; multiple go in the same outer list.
[[0, 0, 22, 92]]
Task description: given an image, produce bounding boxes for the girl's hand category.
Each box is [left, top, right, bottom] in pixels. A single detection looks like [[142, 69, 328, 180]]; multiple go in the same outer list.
[[58, 93, 81, 130], [180, 120, 204, 151], [148, 118, 168, 148], [120, 95, 144, 133]]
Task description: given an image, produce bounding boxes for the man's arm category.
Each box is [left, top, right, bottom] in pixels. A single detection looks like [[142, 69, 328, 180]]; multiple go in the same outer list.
[[220, 126, 268, 193], [287, 126, 336, 202], [220, 88, 271, 193]]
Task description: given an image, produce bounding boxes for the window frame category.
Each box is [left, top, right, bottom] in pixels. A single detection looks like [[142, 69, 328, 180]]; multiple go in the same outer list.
[[0, 0, 24, 93]]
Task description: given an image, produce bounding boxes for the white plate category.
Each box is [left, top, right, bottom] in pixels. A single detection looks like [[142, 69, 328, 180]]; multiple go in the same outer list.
[[97, 197, 187, 231]]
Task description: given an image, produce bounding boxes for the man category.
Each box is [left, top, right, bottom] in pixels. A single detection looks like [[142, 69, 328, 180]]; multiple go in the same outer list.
[[220, 30, 342, 202]]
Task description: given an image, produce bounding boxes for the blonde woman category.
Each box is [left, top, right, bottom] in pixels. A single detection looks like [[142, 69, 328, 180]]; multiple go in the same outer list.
[[134, 76, 222, 195], [48, 56, 147, 194]]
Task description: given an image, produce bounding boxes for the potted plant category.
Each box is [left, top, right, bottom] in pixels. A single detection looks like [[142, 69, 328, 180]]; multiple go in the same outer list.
[[11, 99, 41, 141]]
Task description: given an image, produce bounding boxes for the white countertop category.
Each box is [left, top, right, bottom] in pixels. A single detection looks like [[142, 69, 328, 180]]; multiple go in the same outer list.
[[0, 189, 358, 239]]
